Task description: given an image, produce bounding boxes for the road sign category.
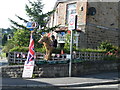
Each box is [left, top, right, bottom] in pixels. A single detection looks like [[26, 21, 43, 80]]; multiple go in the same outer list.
[[26, 22, 38, 29], [68, 14, 76, 30]]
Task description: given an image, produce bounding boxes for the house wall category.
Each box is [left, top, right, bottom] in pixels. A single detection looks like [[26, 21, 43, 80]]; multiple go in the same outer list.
[[76, 1, 88, 48], [48, 1, 119, 49], [50, 0, 88, 48], [57, 3, 66, 25], [86, 2, 119, 48], [77, 1, 87, 25]]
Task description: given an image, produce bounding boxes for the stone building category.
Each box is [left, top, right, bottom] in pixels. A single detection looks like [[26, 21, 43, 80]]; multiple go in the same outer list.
[[47, 0, 120, 49]]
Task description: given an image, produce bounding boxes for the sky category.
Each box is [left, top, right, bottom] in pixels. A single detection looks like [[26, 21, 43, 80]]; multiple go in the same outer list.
[[0, 0, 57, 29]]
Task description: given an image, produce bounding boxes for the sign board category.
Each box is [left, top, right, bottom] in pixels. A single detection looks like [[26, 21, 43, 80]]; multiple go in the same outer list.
[[66, 54, 71, 59], [26, 22, 38, 29], [22, 61, 34, 78], [68, 14, 76, 30]]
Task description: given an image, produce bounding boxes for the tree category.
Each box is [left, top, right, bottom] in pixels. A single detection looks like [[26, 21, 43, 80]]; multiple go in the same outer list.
[[9, 0, 57, 33], [64, 33, 77, 53], [12, 29, 30, 47], [1, 28, 14, 46], [7, 0, 59, 52]]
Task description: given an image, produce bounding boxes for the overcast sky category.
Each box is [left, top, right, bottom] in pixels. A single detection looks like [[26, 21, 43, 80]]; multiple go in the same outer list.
[[0, 0, 57, 29]]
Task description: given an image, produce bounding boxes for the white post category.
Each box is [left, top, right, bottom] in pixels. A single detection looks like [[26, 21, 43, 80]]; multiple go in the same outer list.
[[69, 30, 73, 77], [68, 14, 77, 77]]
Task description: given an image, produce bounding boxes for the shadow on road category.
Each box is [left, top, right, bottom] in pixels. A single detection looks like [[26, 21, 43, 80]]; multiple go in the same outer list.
[[79, 71, 119, 80], [2, 87, 119, 90]]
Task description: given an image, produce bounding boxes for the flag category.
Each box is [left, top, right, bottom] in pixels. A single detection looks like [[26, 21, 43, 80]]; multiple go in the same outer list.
[[26, 33, 35, 64]]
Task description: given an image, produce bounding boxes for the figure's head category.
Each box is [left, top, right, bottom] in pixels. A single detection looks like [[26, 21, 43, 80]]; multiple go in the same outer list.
[[38, 35, 50, 43], [51, 35, 55, 40]]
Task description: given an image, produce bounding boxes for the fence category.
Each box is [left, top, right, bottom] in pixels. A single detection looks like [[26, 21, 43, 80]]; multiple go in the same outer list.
[[8, 52, 69, 64], [8, 52, 106, 64], [73, 52, 106, 61]]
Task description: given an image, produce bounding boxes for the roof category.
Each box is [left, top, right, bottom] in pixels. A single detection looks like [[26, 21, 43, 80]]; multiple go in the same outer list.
[[55, 27, 68, 32], [57, 0, 69, 2], [54, 0, 78, 9], [55, 26, 81, 32], [57, 0, 77, 3]]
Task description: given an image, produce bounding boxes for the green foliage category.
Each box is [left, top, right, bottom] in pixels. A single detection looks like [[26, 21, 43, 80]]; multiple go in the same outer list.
[[2, 40, 15, 53], [77, 48, 106, 53], [10, 46, 29, 52], [0, 52, 6, 58], [2, 34, 7, 46], [12, 29, 42, 48], [64, 34, 70, 50], [7, 0, 58, 53], [32, 74, 37, 78], [103, 55, 118, 60], [64, 33, 76, 52], [9, 0, 57, 33], [35, 47, 46, 53], [98, 41, 118, 55], [1, 28, 14, 45], [9, 46, 45, 53], [2, 29, 41, 53], [12, 29, 30, 47], [0, 45, 2, 49], [9, 19, 28, 30], [25, 0, 47, 28], [98, 41, 117, 52]]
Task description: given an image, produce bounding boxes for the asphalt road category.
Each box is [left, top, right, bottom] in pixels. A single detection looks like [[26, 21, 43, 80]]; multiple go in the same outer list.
[[2, 84, 119, 90], [1, 71, 119, 90], [62, 84, 119, 90]]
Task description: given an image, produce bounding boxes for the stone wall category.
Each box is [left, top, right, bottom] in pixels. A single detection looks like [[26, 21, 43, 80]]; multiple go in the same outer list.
[[85, 2, 119, 48], [1, 65, 23, 78], [87, 2, 119, 28], [1, 60, 119, 78], [86, 26, 119, 48]]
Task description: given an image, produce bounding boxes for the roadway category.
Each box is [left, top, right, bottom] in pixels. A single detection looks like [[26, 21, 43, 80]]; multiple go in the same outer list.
[[2, 84, 119, 90], [1, 72, 119, 90]]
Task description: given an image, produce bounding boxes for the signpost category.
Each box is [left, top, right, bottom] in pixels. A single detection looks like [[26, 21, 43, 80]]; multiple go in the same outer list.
[[68, 14, 77, 77], [22, 22, 37, 78], [26, 22, 38, 30]]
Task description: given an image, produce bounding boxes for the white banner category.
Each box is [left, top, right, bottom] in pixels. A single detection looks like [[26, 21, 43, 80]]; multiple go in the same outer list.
[[22, 61, 34, 78], [68, 14, 76, 30]]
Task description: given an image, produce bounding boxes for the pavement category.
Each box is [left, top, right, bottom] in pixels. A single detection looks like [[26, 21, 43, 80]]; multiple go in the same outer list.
[[1, 72, 120, 88]]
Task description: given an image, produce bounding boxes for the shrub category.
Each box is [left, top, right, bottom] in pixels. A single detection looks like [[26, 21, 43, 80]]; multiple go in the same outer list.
[[2, 40, 15, 53], [103, 55, 118, 60], [9, 46, 46, 53], [77, 48, 106, 53], [64, 33, 77, 52], [12, 29, 30, 47], [98, 41, 117, 52], [35, 47, 45, 53], [10, 46, 29, 52], [98, 41, 119, 56]]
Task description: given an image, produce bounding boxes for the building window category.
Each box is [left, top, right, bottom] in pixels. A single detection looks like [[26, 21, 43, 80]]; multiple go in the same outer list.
[[66, 3, 76, 24]]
